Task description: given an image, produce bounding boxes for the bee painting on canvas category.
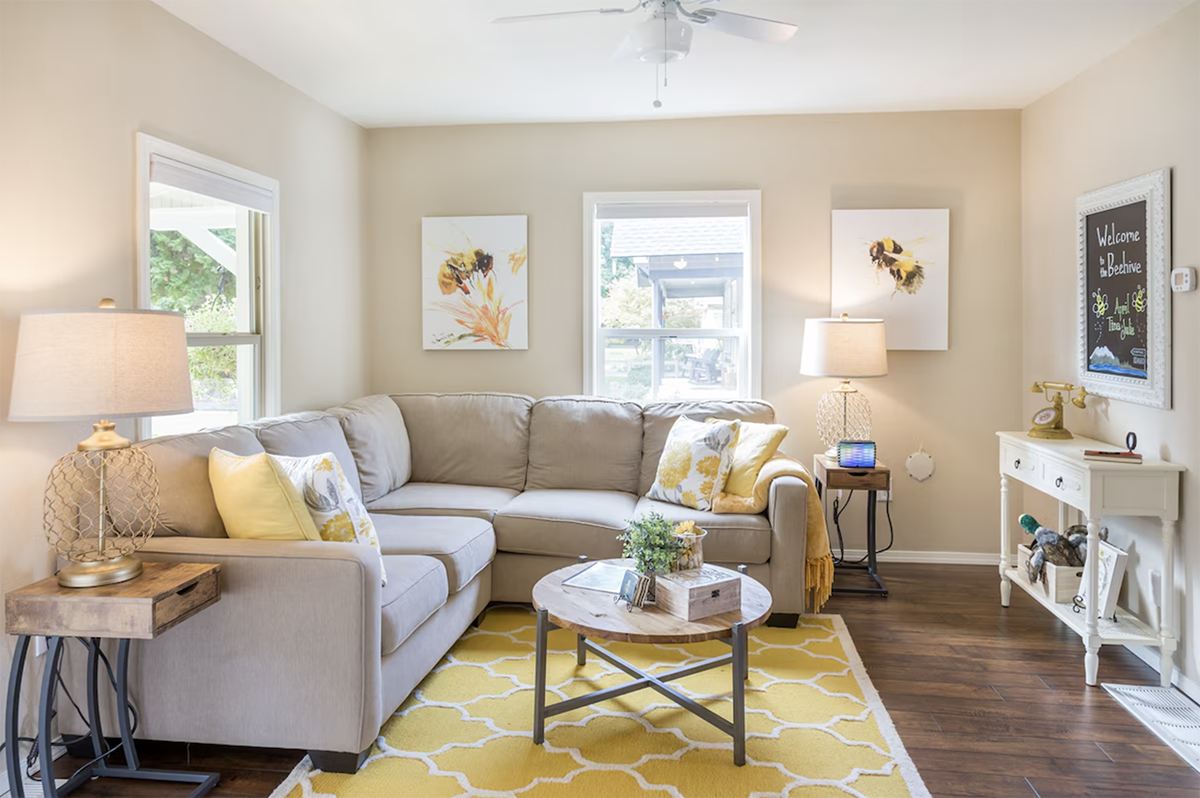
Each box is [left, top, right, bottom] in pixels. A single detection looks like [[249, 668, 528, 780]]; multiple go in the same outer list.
[[868, 236, 934, 296]]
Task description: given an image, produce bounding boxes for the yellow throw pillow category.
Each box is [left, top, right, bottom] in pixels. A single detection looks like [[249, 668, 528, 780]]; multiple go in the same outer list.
[[648, 416, 741, 511], [273, 452, 388, 586], [721, 421, 789, 498], [208, 448, 321, 542]]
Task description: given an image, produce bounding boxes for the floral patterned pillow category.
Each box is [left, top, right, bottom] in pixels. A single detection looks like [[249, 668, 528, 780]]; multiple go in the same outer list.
[[272, 452, 387, 586], [648, 416, 741, 511]]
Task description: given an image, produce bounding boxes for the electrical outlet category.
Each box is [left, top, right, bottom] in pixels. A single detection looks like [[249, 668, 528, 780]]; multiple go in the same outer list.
[[875, 478, 894, 502], [32, 636, 47, 657]]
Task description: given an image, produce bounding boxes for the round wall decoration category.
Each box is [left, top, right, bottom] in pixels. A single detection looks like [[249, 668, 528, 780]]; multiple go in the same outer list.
[[906, 449, 935, 482]]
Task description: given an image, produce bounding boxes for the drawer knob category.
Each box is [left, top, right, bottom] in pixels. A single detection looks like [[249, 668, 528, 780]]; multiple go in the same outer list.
[[1055, 476, 1064, 488], [1014, 458, 1021, 469]]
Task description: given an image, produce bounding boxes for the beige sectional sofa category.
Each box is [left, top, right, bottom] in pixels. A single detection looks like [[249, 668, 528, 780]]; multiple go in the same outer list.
[[66, 392, 808, 773]]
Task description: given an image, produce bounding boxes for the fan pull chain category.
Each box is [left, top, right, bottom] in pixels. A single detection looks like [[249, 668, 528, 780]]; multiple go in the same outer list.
[[653, 63, 662, 108]]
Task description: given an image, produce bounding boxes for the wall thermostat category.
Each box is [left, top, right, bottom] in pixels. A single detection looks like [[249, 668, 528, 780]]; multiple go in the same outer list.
[[1171, 267, 1195, 292], [906, 449, 935, 482]]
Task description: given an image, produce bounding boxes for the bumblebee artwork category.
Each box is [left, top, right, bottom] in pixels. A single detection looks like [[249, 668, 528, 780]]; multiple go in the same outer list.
[[436, 247, 495, 296], [868, 237, 928, 295]]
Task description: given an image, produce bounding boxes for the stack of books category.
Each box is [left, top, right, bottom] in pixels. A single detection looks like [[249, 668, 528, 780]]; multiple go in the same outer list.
[[1083, 449, 1142, 464]]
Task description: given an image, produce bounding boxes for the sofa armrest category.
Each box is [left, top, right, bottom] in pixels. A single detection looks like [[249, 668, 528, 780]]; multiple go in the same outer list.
[[766, 475, 808, 616], [70, 537, 384, 754]]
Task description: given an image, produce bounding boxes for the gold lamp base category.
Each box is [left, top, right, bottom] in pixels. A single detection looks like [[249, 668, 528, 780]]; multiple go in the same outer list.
[[57, 555, 144, 588]]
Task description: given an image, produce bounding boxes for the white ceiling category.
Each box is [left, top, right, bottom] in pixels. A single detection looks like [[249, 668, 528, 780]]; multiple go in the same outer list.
[[152, 0, 1191, 128]]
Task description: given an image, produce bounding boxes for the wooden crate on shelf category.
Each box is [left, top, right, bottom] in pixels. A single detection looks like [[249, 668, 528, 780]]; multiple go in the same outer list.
[[1016, 544, 1083, 604]]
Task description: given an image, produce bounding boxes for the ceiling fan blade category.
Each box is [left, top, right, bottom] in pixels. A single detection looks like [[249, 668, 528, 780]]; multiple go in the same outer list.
[[692, 8, 797, 43], [491, 6, 639, 24]]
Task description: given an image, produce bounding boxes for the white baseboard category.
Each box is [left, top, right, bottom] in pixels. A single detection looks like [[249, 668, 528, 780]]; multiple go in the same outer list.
[[1124, 643, 1200, 705], [834, 549, 997, 566]]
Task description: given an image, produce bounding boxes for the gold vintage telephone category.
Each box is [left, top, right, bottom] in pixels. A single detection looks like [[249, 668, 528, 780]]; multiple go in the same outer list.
[[1028, 381, 1088, 440]]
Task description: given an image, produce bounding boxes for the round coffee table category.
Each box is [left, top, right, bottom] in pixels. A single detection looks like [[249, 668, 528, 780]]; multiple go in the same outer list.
[[531, 560, 772, 766]]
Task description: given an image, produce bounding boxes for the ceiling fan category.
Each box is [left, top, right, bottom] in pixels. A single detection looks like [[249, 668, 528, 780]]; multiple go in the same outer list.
[[491, 0, 798, 64]]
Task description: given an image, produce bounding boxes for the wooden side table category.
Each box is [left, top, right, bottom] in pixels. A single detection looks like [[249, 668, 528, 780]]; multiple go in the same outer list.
[[812, 455, 891, 596], [4, 562, 221, 798]]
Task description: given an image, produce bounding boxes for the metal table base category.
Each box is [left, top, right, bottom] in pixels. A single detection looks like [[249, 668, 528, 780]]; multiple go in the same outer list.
[[5, 635, 218, 798], [531, 607, 749, 765]]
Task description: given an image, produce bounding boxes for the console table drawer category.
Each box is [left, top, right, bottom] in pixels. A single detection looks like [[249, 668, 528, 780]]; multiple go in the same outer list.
[[1000, 441, 1037, 479], [1038, 459, 1086, 505]]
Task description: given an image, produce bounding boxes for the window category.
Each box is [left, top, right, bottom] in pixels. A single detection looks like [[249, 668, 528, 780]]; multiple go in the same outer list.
[[136, 134, 280, 437], [583, 191, 761, 402]]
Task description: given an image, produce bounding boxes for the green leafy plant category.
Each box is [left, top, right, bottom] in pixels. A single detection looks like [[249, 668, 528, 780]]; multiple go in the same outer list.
[[618, 512, 684, 575]]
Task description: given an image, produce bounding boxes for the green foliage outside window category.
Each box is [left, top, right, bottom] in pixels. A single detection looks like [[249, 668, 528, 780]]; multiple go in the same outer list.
[[151, 229, 239, 406]]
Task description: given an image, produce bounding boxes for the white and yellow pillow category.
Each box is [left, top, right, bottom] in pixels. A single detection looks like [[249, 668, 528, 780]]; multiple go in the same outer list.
[[209, 448, 386, 585], [721, 420, 789, 498], [648, 416, 741, 511], [273, 452, 387, 586], [209, 449, 321, 542]]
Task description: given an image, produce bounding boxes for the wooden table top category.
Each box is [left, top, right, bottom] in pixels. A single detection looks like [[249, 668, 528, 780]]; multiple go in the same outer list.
[[532, 560, 772, 645], [5, 562, 220, 639]]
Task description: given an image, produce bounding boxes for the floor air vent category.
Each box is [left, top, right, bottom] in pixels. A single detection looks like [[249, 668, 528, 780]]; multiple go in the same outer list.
[[1104, 683, 1200, 772]]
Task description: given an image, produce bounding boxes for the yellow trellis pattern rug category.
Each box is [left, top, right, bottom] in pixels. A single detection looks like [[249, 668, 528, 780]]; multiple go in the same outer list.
[[272, 607, 930, 798]]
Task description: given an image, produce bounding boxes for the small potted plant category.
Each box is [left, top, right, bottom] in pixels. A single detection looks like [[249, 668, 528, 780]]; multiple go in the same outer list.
[[617, 512, 683, 607]]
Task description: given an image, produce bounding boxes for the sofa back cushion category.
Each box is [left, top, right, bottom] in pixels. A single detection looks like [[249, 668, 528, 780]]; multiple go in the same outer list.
[[327, 395, 412, 504], [134, 425, 264, 538], [250, 412, 364, 501], [392, 392, 533, 491], [638, 400, 776, 496], [525, 396, 643, 493]]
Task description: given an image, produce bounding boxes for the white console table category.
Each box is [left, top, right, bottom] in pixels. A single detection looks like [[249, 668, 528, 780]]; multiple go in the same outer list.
[[996, 431, 1183, 686]]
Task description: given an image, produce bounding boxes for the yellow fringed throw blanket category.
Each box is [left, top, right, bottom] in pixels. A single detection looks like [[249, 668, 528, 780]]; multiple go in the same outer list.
[[712, 454, 833, 612]]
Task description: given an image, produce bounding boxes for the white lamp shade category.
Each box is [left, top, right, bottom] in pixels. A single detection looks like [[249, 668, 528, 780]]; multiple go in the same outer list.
[[800, 317, 888, 378], [9, 307, 193, 421]]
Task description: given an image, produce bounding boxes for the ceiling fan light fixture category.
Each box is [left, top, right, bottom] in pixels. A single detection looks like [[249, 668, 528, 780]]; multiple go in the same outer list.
[[630, 16, 692, 63]]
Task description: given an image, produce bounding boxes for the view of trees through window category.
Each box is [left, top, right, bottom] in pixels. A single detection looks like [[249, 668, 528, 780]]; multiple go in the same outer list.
[[150, 228, 239, 407]]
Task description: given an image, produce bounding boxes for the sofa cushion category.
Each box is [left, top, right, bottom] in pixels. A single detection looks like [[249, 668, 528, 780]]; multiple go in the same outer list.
[[647, 416, 740, 512], [639, 400, 776, 496], [250, 412, 364, 502], [525, 396, 643, 494], [133, 425, 264, 538], [327, 395, 411, 504], [379, 555, 448, 656], [372, 514, 495, 594], [367, 483, 519, 522], [494, 489, 637, 559], [207, 449, 321, 542], [392, 392, 533, 491], [635, 497, 772, 565]]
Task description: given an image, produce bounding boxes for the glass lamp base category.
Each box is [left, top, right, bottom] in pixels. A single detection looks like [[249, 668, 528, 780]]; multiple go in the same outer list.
[[815, 389, 873, 451], [57, 555, 143, 588]]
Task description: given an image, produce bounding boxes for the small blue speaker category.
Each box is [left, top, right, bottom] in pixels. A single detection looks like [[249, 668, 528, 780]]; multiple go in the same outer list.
[[838, 440, 877, 468]]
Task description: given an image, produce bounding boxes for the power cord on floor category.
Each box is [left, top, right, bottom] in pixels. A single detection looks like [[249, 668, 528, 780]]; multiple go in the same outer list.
[[830, 490, 895, 566]]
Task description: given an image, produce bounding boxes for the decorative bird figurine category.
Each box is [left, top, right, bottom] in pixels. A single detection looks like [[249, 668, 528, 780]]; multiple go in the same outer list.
[[1019, 513, 1088, 583]]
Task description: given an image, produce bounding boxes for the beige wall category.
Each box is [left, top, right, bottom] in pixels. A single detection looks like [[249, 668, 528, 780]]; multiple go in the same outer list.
[[367, 110, 1024, 556], [1022, 3, 1200, 689], [0, 0, 367, 731]]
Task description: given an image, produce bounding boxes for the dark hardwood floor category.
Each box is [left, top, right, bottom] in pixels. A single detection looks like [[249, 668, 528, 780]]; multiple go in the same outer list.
[[38, 563, 1195, 797]]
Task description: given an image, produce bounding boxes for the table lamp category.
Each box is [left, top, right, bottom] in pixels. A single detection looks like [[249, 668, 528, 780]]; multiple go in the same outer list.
[[8, 299, 193, 587], [800, 314, 888, 459]]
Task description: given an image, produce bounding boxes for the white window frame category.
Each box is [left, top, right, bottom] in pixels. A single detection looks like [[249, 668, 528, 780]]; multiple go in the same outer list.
[[135, 133, 281, 437], [582, 190, 763, 400]]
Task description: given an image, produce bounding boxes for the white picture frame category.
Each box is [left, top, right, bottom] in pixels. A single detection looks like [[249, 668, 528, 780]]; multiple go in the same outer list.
[[1077, 169, 1171, 408], [422, 215, 528, 350], [1077, 540, 1129, 621], [831, 209, 950, 351]]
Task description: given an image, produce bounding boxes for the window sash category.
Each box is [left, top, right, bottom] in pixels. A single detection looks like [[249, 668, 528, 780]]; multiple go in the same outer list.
[[583, 190, 762, 400]]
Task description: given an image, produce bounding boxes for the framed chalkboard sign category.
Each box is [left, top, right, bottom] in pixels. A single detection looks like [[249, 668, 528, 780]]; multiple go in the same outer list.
[[1077, 169, 1171, 409]]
